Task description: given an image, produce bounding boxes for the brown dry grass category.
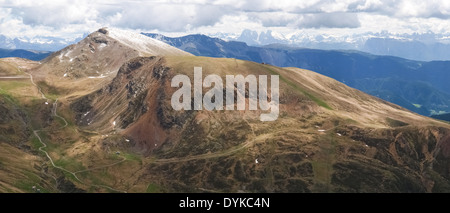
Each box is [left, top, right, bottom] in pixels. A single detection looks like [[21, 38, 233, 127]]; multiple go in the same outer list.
[[1, 50, 450, 192]]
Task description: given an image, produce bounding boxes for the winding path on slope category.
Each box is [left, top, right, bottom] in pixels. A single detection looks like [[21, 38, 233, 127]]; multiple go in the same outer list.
[[24, 70, 127, 193]]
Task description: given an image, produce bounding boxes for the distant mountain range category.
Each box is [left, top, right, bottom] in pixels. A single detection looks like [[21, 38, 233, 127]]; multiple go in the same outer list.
[[0, 34, 84, 51], [3, 30, 450, 61], [0, 48, 51, 61], [361, 37, 450, 62], [215, 30, 450, 61], [144, 33, 450, 117], [431, 113, 450, 122]]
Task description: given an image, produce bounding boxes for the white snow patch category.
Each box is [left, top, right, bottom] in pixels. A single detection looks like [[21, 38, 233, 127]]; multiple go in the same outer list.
[[98, 43, 107, 49], [113, 121, 116, 126], [88, 74, 107, 79], [125, 139, 130, 142], [271, 31, 286, 40], [65, 49, 73, 57], [58, 49, 74, 62], [63, 73, 67, 77], [215, 42, 225, 53], [337, 133, 342, 136], [45, 102, 49, 105], [106, 27, 190, 56], [255, 159, 259, 164], [318, 129, 326, 132], [83, 111, 90, 116]]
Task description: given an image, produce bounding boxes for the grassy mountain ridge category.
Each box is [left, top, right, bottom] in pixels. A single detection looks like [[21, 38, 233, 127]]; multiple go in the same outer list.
[[144, 33, 450, 116]]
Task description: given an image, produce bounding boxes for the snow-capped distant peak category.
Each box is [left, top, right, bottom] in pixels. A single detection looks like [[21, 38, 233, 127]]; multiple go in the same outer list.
[[270, 31, 286, 41], [104, 27, 190, 56]]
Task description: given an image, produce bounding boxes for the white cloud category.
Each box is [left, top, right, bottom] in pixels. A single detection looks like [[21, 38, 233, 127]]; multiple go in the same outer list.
[[0, 0, 449, 42], [355, 0, 385, 11], [4, 0, 98, 27], [297, 12, 361, 29], [110, 2, 231, 32], [248, 12, 298, 27]]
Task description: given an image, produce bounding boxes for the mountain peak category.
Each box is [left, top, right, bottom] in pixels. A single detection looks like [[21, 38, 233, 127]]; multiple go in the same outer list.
[[101, 27, 191, 57], [36, 27, 191, 81]]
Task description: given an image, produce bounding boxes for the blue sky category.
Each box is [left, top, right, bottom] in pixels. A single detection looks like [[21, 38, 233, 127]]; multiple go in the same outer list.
[[1, 0, 450, 40]]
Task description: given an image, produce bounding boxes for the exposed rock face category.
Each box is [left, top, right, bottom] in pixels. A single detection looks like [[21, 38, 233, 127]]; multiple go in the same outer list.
[[70, 56, 188, 153], [56, 176, 86, 193], [71, 57, 156, 127], [98, 28, 108, 34]]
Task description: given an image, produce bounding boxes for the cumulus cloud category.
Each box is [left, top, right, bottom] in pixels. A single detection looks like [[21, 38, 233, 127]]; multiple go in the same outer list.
[[395, 0, 450, 19], [248, 12, 298, 27], [298, 12, 361, 29], [0, 0, 449, 39], [0, 0, 232, 33], [110, 2, 231, 32], [3, 0, 99, 27]]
